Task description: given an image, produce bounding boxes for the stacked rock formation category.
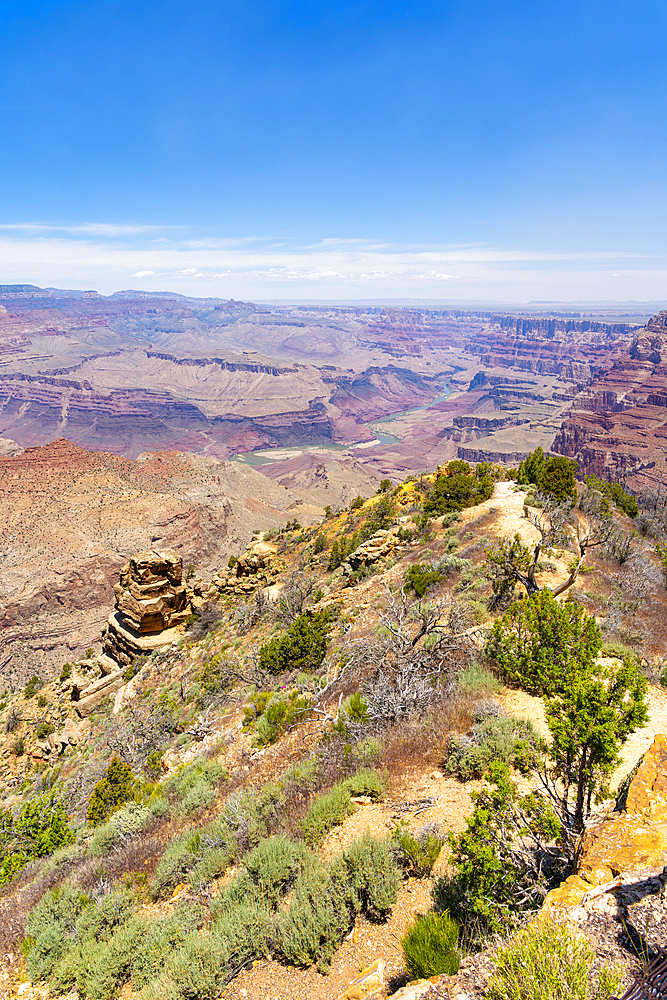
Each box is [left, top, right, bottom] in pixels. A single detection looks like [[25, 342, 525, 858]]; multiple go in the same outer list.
[[102, 549, 190, 666], [62, 549, 190, 717]]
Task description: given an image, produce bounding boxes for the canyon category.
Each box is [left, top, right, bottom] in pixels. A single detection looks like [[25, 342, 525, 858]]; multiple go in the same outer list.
[[0, 437, 321, 686], [2, 285, 666, 683], [553, 310, 667, 491]]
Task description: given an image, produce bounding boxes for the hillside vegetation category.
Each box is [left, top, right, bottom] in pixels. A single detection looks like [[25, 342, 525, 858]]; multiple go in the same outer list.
[[0, 457, 665, 999]]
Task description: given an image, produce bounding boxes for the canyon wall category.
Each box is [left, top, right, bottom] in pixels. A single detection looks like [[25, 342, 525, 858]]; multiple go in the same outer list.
[[553, 311, 667, 490]]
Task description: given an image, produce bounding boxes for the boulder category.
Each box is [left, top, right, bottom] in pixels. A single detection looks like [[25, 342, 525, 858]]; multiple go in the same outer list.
[[338, 959, 385, 1000]]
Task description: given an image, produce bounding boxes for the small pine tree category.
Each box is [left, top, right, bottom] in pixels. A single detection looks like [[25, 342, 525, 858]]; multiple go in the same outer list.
[[87, 757, 136, 826]]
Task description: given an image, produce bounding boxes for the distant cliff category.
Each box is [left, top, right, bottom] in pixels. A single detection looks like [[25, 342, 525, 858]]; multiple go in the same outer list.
[[553, 311, 667, 489]]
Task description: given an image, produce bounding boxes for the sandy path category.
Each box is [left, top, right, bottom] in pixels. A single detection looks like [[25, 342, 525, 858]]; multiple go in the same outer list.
[[502, 682, 667, 787]]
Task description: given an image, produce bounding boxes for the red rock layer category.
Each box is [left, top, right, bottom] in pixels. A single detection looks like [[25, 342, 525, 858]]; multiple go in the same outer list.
[[553, 312, 667, 490]]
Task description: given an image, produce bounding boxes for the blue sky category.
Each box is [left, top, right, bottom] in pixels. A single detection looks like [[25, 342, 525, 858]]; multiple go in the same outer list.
[[1, 0, 667, 300]]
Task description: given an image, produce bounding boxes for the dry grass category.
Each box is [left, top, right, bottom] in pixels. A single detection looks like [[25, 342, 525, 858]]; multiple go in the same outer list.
[[380, 687, 477, 780]]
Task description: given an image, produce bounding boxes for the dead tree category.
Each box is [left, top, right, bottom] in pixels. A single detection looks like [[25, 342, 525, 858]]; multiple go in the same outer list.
[[486, 488, 616, 602]]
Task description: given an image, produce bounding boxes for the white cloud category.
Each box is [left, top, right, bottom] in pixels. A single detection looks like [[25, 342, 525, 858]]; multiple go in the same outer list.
[[0, 225, 662, 301]]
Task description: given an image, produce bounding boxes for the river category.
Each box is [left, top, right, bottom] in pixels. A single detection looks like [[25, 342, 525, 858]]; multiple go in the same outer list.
[[231, 383, 451, 466]]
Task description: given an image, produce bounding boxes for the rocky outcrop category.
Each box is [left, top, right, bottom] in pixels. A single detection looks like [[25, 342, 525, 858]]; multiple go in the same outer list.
[[553, 311, 667, 490], [341, 520, 414, 579], [68, 653, 126, 718], [541, 734, 667, 917], [203, 538, 283, 597], [102, 549, 190, 668]]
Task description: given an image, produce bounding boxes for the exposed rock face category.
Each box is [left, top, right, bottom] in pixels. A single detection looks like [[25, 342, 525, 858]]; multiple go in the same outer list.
[[113, 550, 189, 634], [0, 438, 318, 685], [541, 734, 667, 917], [341, 521, 414, 579], [102, 549, 190, 667], [204, 538, 283, 597], [553, 311, 667, 490]]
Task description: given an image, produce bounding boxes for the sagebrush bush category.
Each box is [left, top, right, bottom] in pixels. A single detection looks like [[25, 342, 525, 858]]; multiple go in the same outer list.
[[444, 708, 542, 781], [393, 821, 445, 877], [162, 758, 228, 817], [275, 856, 350, 971], [300, 781, 355, 846], [487, 920, 620, 1000], [401, 910, 460, 978], [241, 834, 311, 910], [299, 769, 384, 846], [341, 831, 399, 918]]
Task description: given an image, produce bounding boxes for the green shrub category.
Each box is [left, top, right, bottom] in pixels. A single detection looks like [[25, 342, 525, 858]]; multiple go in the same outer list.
[[24, 883, 89, 982], [487, 920, 620, 1000], [485, 589, 602, 696], [151, 830, 206, 900], [404, 563, 442, 597], [275, 855, 350, 972], [243, 689, 311, 746], [87, 757, 137, 826], [131, 905, 206, 990], [35, 722, 55, 740], [328, 533, 359, 570], [276, 833, 397, 973], [300, 781, 355, 846], [144, 749, 164, 780], [59, 662, 72, 681], [241, 834, 311, 910], [341, 831, 399, 918], [518, 448, 578, 504], [424, 463, 494, 517], [350, 496, 365, 510], [0, 790, 74, 886], [402, 910, 460, 978], [23, 675, 42, 699], [332, 691, 368, 733], [162, 758, 228, 817], [584, 474, 638, 518], [88, 822, 121, 857], [437, 761, 562, 940], [361, 494, 395, 538], [343, 767, 385, 799], [299, 769, 384, 847], [313, 533, 327, 553], [11, 737, 24, 756], [258, 610, 333, 674], [444, 709, 542, 781]]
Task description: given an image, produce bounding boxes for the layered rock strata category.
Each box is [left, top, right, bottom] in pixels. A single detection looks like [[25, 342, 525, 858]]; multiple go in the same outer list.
[[199, 538, 283, 597], [61, 549, 191, 716], [102, 549, 190, 668], [553, 311, 667, 490]]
